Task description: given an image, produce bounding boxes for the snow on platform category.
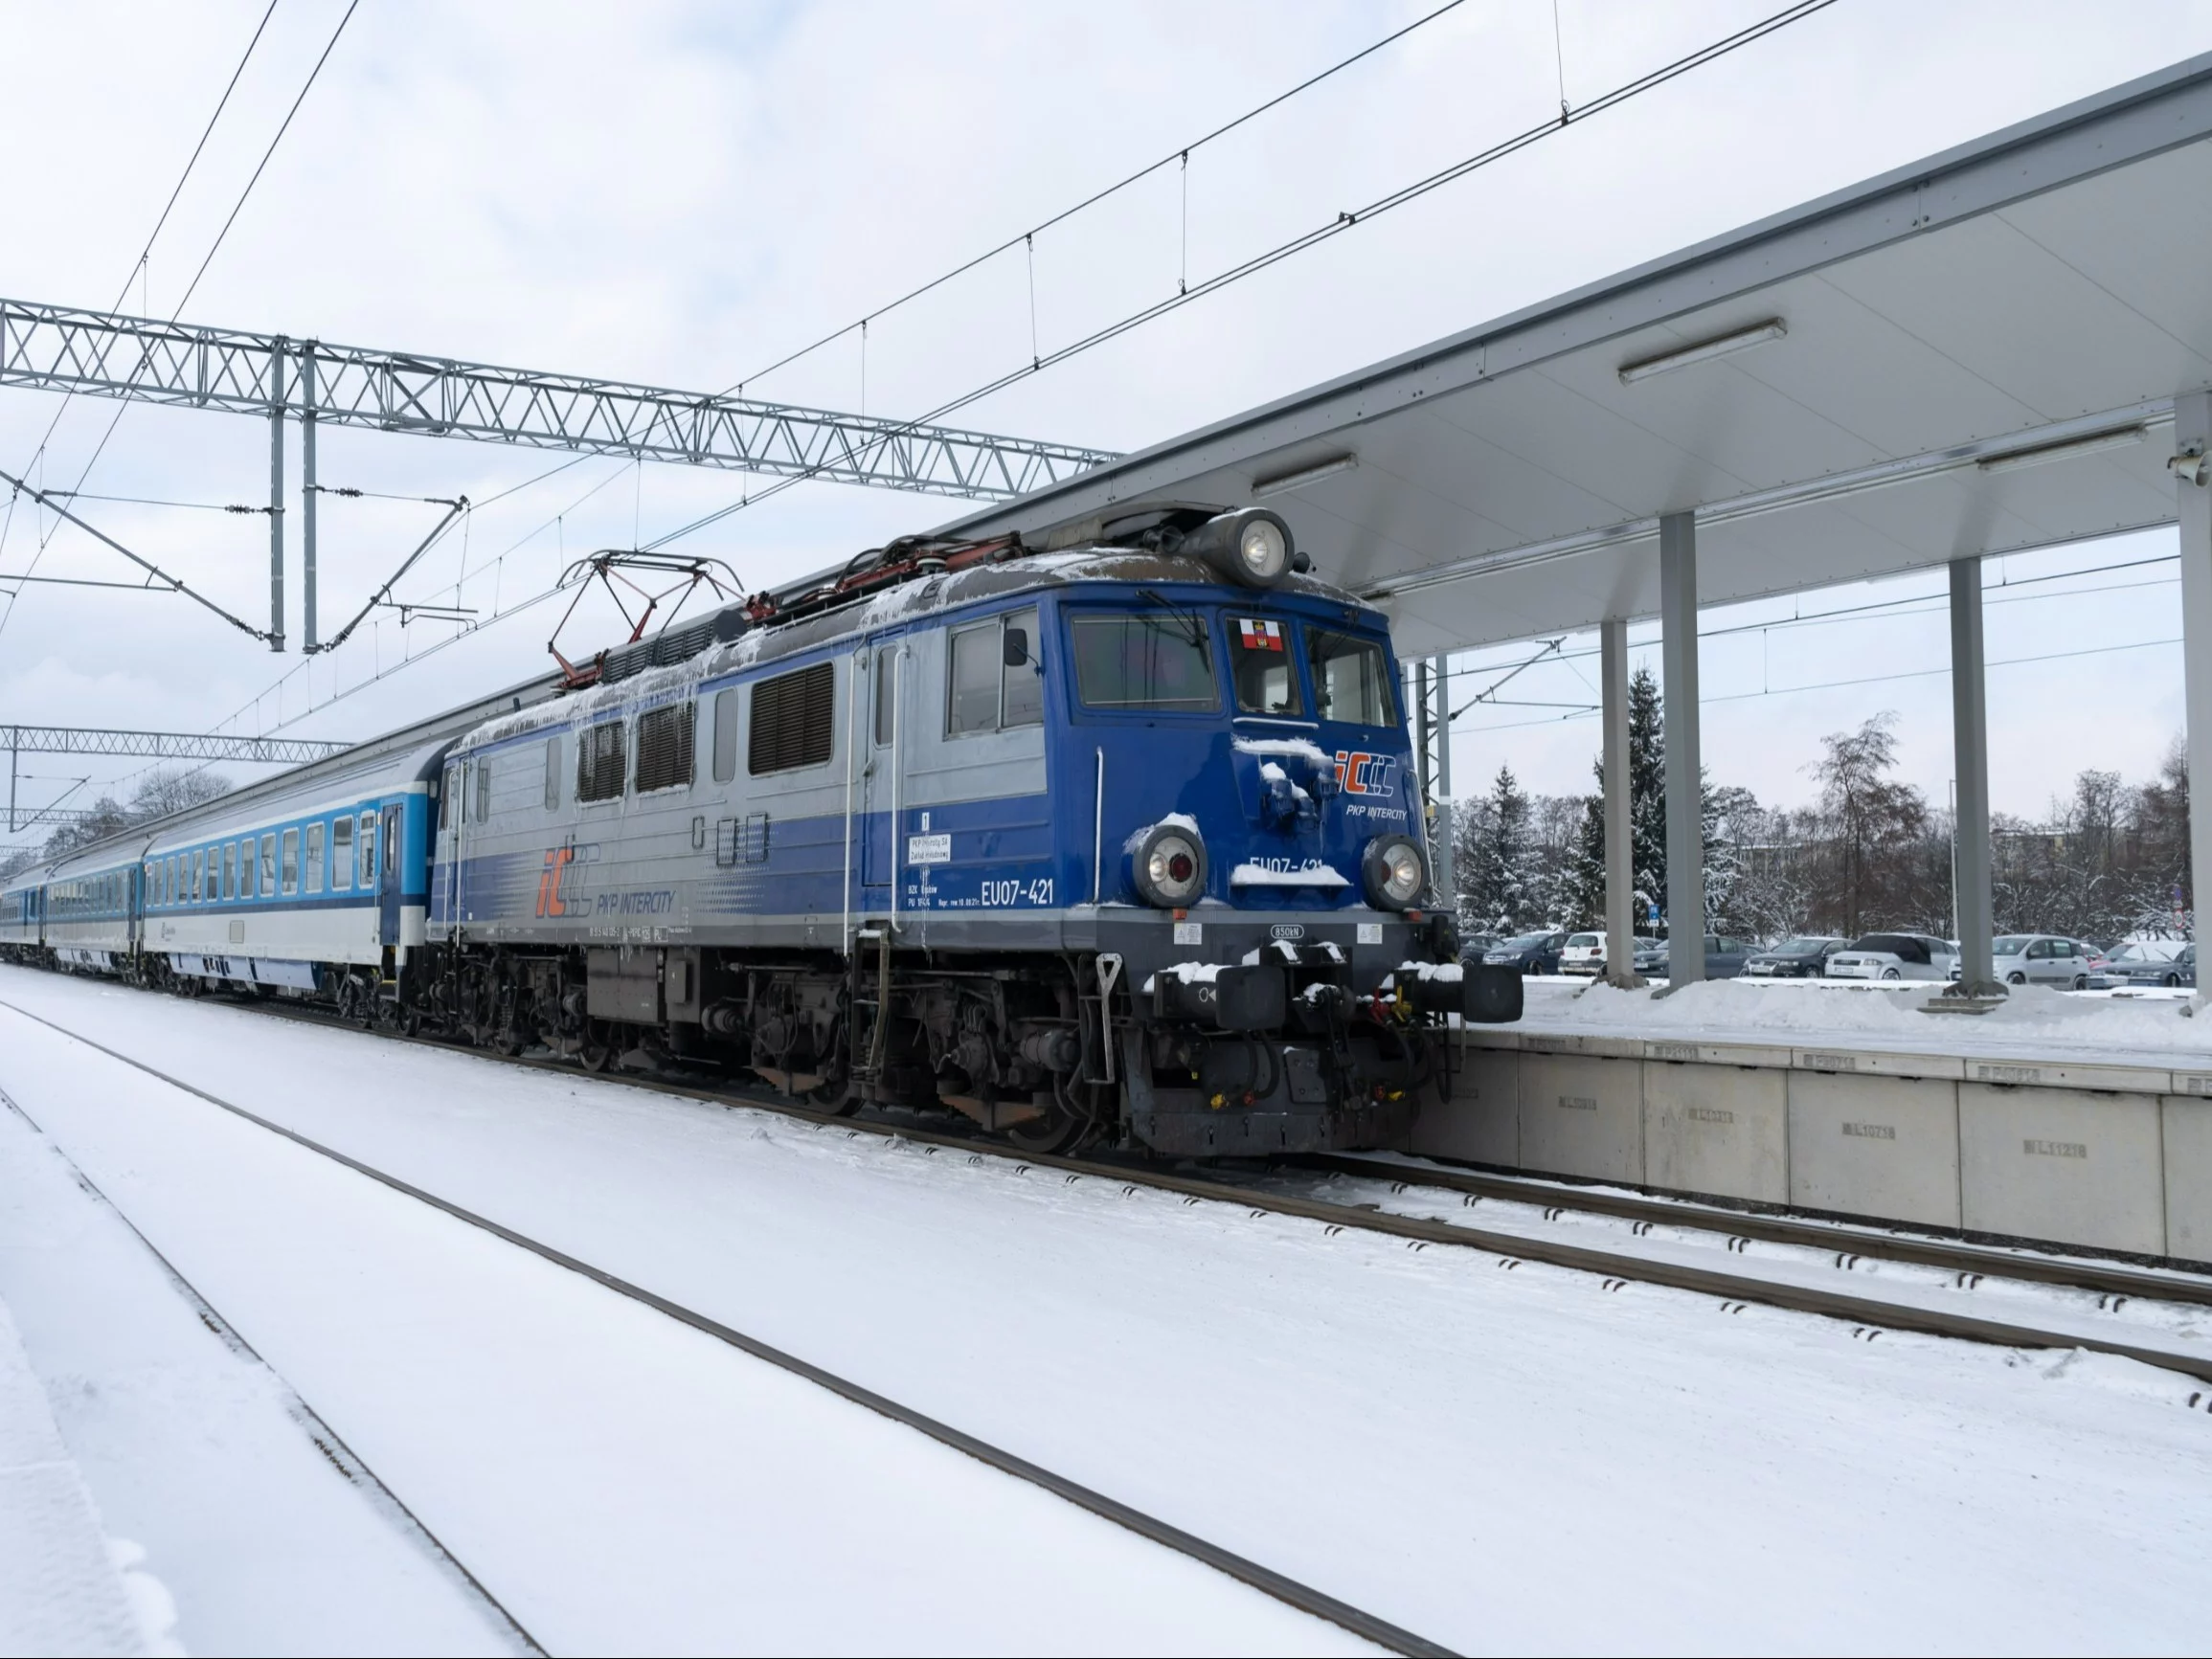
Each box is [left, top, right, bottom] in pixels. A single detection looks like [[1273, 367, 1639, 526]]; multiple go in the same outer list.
[[1504, 976, 2212, 1070], [3, 965, 2211, 1653]]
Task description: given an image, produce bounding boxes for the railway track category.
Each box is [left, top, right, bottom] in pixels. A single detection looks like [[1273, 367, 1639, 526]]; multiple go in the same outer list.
[[20, 981, 2212, 1398], [0, 996, 1453, 1659]]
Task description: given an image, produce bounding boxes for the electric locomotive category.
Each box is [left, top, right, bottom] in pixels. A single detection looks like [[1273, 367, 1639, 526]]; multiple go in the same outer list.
[[424, 502, 1519, 1155]]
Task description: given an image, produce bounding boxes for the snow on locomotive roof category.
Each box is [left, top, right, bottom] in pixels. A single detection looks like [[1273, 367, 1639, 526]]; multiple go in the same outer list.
[[452, 545, 1376, 756]]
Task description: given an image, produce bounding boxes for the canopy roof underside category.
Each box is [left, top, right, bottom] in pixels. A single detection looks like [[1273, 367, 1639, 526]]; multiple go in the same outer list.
[[937, 52, 2212, 654]]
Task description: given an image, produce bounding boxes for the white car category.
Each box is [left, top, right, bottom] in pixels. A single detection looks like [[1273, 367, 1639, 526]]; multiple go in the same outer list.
[[1558, 931, 1606, 975], [1825, 932, 1959, 982], [1988, 933, 2098, 989]]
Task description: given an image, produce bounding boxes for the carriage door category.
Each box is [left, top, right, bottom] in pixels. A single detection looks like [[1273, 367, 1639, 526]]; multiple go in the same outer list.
[[858, 640, 904, 902], [378, 802, 405, 947]]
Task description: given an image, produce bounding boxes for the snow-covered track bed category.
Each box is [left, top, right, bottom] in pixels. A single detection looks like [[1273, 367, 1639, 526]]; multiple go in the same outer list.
[[0, 993, 1435, 1658], [100, 984, 2212, 1391]]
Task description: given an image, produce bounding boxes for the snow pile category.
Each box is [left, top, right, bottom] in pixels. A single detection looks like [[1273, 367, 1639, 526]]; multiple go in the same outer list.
[[1527, 977, 2212, 1059], [0, 1294, 177, 1658]]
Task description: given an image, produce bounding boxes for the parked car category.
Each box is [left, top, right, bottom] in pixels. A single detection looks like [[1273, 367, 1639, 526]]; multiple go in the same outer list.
[[1631, 934, 1754, 979], [2088, 941, 2195, 990], [1456, 933, 1500, 964], [1482, 930, 1569, 975], [1559, 932, 1606, 975], [1987, 933, 2099, 989], [1743, 935, 1849, 977], [1826, 933, 1960, 981]]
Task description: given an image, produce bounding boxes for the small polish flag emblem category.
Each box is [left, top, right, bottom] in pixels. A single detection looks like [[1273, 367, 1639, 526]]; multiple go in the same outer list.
[[1237, 617, 1283, 651]]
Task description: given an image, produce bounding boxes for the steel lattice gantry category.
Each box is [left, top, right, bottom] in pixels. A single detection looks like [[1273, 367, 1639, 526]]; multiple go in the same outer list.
[[0, 725, 350, 764], [0, 297, 1117, 651]]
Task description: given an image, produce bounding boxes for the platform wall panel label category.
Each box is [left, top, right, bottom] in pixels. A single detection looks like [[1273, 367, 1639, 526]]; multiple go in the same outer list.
[[1411, 1048, 1520, 1166], [1787, 1071, 1961, 1229], [1643, 1061, 1787, 1203], [1518, 1054, 1643, 1184], [1958, 1084, 2164, 1255]]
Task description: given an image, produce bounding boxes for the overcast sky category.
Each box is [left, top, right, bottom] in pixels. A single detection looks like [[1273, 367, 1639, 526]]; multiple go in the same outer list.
[[3, 0, 2210, 846]]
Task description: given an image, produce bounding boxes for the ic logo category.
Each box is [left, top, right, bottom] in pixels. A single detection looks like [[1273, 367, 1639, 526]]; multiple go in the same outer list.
[[1270, 923, 1306, 940], [535, 845, 576, 917], [1333, 751, 1396, 797]]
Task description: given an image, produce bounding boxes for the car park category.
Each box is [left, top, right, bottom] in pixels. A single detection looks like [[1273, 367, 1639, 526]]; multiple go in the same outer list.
[[2088, 940, 2195, 990], [1743, 935, 1848, 977], [1482, 930, 1569, 975], [1825, 933, 1959, 981], [1631, 933, 1754, 980], [1988, 933, 2099, 989]]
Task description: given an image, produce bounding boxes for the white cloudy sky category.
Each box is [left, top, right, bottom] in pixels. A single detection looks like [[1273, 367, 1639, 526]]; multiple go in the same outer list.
[[2, 0, 2210, 846]]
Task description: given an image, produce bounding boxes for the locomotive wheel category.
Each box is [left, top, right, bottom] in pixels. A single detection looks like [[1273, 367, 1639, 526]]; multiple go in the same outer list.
[[579, 1021, 616, 1072], [806, 1077, 862, 1116], [1002, 1094, 1089, 1156]]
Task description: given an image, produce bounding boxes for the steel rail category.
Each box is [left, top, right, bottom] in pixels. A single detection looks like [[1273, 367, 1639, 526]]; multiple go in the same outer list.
[[0, 996, 1456, 1659], [1293, 1153, 2212, 1309]]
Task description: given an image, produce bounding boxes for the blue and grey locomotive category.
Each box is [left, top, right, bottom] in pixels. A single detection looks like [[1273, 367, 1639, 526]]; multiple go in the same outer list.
[[0, 504, 1519, 1155]]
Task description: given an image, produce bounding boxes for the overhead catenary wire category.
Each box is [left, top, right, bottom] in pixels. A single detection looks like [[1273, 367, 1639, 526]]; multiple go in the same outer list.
[[644, 0, 1840, 554]]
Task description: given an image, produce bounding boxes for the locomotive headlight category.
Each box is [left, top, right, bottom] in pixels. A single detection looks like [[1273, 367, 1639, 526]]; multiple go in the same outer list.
[[1362, 835, 1426, 910], [1132, 821, 1209, 908], [1177, 507, 1295, 589]]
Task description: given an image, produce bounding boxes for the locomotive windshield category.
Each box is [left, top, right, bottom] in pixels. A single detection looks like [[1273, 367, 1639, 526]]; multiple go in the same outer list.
[[1308, 627, 1397, 728], [1228, 616, 1302, 716], [1071, 613, 1219, 711]]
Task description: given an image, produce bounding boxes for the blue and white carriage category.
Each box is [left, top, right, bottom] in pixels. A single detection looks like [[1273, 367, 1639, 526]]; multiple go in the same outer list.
[[0, 505, 1517, 1155]]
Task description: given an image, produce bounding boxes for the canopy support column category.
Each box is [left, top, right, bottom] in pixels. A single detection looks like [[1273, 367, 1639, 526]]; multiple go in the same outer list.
[[1948, 556, 2000, 996], [1430, 654, 1455, 905], [1601, 617, 1643, 988], [267, 340, 286, 653], [2178, 392, 2212, 994], [1659, 512, 1704, 987]]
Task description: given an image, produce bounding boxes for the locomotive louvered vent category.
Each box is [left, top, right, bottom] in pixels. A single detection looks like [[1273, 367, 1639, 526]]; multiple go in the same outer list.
[[634, 702, 695, 793], [576, 720, 627, 801], [598, 604, 753, 687], [749, 661, 835, 774]]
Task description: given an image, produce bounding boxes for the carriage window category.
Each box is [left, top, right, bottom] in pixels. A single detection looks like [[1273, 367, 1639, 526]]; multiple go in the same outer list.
[[544, 735, 563, 809], [223, 842, 237, 900], [1071, 614, 1218, 712], [332, 816, 353, 889], [751, 661, 835, 773], [282, 829, 300, 895], [576, 721, 627, 802], [358, 814, 376, 886], [192, 849, 204, 902], [239, 840, 256, 899], [873, 647, 896, 745], [635, 702, 696, 793], [712, 689, 739, 782], [305, 822, 326, 894], [1229, 617, 1303, 716], [260, 835, 276, 896], [473, 761, 491, 823], [384, 812, 398, 878], [1307, 628, 1397, 729]]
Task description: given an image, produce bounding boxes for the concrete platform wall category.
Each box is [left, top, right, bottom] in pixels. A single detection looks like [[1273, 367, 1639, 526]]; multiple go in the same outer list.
[[1417, 1033, 2203, 1264]]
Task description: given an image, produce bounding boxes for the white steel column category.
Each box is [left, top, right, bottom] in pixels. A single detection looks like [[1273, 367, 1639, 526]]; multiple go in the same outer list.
[[302, 343, 318, 652], [1659, 512, 1704, 985], [1601, 617, 1642, 987], [1950, 556, 1998, 992], [267, 341, 285, 653], [1430, 654, 1455, 905], [2177, 391, 2212, 975]]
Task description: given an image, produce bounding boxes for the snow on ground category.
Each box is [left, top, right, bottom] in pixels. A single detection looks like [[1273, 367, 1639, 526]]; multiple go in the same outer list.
[[3, 966, 2212, 1653], [0, 1089, 524, 1657], [1511, 975, 2212, 1066], [0, 977, 1371, 1658]]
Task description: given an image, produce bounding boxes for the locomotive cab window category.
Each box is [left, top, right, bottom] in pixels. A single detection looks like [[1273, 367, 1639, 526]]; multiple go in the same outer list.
[[1229, 617, 1302, 716], [634, 702, 696, 793], [1070, 612, 1218, 712], [750, 661, 835, 774], [576, 721, 627, 802], [873, 646, 897, 746], [946, 608, 1043, 736], [332, 816, 353, 889], [1307, 628, 1397, 729]]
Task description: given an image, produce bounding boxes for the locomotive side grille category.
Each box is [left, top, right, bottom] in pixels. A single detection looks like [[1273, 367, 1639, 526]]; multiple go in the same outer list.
[[576, 719, 627, 802], [749, 661, 835, 774], [634, 702, 696, 793]]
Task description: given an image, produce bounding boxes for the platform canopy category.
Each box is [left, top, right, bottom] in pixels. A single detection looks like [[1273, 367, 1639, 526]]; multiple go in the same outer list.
[[937, 52, 2212, 656]]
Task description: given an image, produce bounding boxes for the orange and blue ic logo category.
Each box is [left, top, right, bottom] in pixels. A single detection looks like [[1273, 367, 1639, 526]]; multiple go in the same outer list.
[[1333, 751, 1396, 796], [535, 845, 576, 917]]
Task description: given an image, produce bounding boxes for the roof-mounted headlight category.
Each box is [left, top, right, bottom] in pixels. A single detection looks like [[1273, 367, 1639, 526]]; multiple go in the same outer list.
[[1179, 507, 1294, 589], [1132, 821, 1208, 908], [1362, 835, 1426, 910]]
